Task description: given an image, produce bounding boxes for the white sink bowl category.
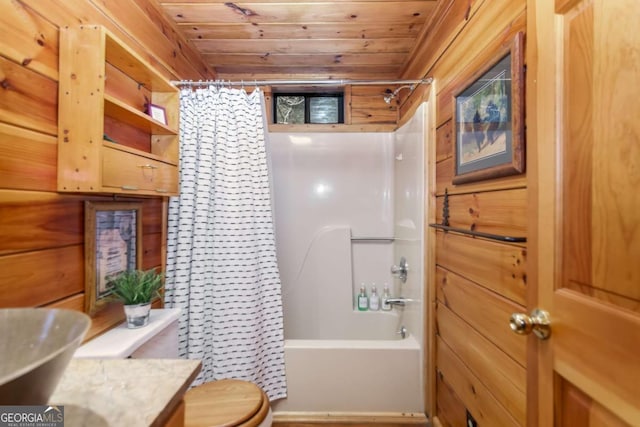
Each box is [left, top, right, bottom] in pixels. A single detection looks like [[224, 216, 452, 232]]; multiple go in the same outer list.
[[0, 308, 91, 404]]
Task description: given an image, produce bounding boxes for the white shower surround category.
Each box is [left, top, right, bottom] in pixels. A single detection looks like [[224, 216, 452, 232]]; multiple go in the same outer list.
[[269, 106, 426, 413]]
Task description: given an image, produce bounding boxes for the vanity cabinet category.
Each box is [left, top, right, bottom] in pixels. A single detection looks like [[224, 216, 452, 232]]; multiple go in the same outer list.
[[58, 25, 179, 196]]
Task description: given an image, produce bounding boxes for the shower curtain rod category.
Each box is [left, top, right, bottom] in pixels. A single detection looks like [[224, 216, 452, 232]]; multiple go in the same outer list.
[[171, 77, 433, 88]]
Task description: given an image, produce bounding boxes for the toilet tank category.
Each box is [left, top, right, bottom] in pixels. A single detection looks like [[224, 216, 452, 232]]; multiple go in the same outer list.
[[130, 319, 179, 358], [74, 309, 181, 359]]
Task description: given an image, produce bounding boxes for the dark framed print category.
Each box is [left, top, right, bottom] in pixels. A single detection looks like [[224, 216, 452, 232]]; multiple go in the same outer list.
[[85, 201, 142, 315], [452, 32, 525, 184], [146, 103, 167, 125]]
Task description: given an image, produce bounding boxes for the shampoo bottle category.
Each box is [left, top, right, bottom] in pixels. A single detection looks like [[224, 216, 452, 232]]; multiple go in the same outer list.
[[369, 284, 380, 311], [357, 284, 369, 311], [381, 283, 392, 311]]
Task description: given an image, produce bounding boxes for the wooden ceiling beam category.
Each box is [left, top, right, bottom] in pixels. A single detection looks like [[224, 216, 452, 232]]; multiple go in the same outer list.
[[214, 68, 399, 81], [201, 53, 409, 67], [161, 2, 435, 24], [160, 0, 427, 3], [192, 38, 415, 54], [179, 22, 422, 40]]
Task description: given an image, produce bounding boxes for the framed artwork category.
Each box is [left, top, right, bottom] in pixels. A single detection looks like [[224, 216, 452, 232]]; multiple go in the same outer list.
[[452, 31, 525, 184], [85, 201, 142, 315], [146, 103, 167, 125]]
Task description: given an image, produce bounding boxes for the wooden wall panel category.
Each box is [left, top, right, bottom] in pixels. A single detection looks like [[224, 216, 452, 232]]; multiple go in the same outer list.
[[349, 85, 398, 125], [0, 0, 59, 80], [435, 372, 467, 427], [0, 0, 211, 339], [0, 123, 57, 192], [0, 193, 83, 255], [0, 246, 84, 308], [435, 120, 452, 163], [142, 232, 163, 270], [437, 304, 526, 424], [436, 267, 526, 366], [350, 108, 398, 125], [0, 55, 57, 136], [435, 231, 526, 305], [437, 337, 520, 427], [436, 156, 527, 196], [435, 189, 527, 237], [142, 198, 164, 235]]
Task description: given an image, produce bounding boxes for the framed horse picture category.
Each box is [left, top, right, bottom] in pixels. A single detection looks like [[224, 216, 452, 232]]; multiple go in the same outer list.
[[452, 32, 525, 184]]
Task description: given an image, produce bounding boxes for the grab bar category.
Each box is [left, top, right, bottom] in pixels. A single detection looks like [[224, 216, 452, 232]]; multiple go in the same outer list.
[[350, 237, 395, 242]]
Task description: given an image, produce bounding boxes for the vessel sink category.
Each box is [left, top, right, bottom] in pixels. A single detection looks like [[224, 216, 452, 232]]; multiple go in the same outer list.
[[0, 308, 91, 404]]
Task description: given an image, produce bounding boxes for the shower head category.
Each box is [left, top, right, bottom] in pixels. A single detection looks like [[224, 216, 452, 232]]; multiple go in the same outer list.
[[383, 84, 416, 104]]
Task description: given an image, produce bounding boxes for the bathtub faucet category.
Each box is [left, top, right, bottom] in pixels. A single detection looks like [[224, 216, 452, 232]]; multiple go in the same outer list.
[[397, 326, 407, 339], [385, 297, 412, 307]]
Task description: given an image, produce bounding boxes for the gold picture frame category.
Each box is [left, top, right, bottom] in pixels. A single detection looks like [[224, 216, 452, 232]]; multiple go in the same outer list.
[[452, 31, 525, 184], [85, 201, 142, 316]]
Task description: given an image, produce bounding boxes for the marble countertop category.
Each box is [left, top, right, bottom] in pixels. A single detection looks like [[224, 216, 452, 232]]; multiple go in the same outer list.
[[50, 358, 201, 427]]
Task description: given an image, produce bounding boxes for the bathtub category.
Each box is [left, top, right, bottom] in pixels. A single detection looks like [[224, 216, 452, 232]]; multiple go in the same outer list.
[[271, 226, 424, 414], [272, 332, 423, 414]]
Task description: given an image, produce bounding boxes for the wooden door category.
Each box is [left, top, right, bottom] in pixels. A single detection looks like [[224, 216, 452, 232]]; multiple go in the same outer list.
[[528, 0, 640, 426]]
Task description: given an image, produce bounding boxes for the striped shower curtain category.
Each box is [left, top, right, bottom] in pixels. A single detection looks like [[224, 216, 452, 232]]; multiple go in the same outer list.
[[164, 86, 287, 400]]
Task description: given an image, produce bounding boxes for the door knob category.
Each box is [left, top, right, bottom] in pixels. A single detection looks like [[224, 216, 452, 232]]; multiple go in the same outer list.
[[509, 309, 551, 340]]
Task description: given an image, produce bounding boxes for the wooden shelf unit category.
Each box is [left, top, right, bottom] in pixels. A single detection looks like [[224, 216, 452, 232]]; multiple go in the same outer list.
[[58, 25, 179, 196]]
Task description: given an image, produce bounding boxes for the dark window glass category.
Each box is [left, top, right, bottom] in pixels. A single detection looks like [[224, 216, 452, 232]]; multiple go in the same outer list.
[[274, 93, 344, 124], [275, 95, 305, 124], [309, 97, 340, 124]]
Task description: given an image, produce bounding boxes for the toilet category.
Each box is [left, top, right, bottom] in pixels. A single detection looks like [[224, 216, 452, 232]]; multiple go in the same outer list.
[[184, 379, 273, 427], [73, 309, 273, 427]]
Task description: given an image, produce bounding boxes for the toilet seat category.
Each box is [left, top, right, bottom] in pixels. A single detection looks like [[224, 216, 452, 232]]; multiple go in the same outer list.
[[184, 379, 271, 427]]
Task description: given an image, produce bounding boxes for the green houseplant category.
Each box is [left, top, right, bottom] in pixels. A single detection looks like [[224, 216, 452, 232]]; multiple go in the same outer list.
[[110, 269, 163, 329]]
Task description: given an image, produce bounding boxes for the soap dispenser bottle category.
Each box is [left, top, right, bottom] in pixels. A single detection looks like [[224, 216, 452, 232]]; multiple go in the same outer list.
[[357, 284, 369, 311], [369, 284, 380, 311], [381, 283, 392, 311]]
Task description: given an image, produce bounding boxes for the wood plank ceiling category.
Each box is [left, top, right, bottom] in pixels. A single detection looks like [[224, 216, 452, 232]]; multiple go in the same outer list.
[[156, 0, 438, 81]]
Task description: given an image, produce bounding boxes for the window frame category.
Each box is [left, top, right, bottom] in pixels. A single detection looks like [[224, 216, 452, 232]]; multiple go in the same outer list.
[[273, 92, 344, 124]]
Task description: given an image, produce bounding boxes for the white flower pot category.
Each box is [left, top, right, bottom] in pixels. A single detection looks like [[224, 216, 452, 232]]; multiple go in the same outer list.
[[123, 302, 151, 329]]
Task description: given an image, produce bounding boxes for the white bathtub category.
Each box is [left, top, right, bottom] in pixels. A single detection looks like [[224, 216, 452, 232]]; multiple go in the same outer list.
[[271, 226, 424, 414], [272, 334, 423, 413]]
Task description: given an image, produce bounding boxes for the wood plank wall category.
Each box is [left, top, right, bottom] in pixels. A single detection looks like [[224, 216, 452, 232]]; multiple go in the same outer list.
[[0, 0, 212, 341], [400, 1, 528, 425]]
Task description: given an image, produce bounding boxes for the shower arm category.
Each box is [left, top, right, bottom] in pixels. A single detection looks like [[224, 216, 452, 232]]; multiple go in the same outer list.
[[383, 84, 417, 104]]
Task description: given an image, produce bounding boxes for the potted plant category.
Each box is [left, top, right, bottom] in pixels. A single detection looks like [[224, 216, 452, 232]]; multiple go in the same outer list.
[[110, 269, 163, 329]]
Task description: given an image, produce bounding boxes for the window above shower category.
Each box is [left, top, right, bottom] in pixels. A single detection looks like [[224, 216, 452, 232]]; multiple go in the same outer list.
[[274, 92, 344, 124]]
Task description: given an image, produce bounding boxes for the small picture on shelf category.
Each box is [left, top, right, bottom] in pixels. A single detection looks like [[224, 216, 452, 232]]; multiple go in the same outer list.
[[146, 103, 167, 125]]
